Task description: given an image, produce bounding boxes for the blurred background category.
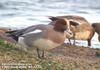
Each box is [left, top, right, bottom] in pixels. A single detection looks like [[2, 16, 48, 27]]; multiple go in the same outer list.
[[0, 0, 100, 48]]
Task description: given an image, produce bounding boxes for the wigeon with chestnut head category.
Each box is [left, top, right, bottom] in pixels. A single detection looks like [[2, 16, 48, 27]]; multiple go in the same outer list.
[[92, 23, 100, 42], [48, 15, 95, 46], [6, 18, 72, 58]]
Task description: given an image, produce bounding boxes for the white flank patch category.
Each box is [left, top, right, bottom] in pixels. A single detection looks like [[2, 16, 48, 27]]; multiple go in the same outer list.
[[17, 37, 28, 51], [23, 29, 43, 36], [29, 29, 42, 34], [18, 37, 27, 47]]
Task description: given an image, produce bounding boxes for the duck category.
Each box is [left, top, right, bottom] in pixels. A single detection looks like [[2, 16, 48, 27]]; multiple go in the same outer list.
[[48, 15, 95, 46], [92, 23, 100, 42], [6, 18, 71, 58]]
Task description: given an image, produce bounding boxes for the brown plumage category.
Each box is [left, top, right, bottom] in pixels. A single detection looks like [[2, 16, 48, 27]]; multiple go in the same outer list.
[[0, 27, 16, 43], [92, 23, 100, 42], [49, 15, 95, 46]]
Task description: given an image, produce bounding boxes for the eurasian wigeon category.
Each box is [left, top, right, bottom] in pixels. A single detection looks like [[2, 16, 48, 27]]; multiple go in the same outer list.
[[6, 18, 71, 58], [48, 15, 95, 46], [92, 23, 100, 42]]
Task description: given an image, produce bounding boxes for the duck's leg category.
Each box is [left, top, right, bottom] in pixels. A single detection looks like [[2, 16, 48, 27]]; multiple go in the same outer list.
[[87, 39, 91, 46], [98, 35, 100, 42], [73, 39, 75, 45], [68, 39, 72, 45], [37, 48, 41, 58], [73, 33, 76, 45], [41, 50, 45, 58]]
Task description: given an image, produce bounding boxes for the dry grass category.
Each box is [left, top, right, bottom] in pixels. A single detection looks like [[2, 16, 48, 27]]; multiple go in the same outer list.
[[0, 39, 100, 70]]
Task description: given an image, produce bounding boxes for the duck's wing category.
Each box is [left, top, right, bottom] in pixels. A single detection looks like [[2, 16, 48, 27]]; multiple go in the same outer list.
[[6, 24, 47, 41]]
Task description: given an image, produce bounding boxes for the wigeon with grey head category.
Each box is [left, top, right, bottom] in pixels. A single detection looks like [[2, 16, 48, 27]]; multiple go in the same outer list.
[[6, 18, 72, 58]]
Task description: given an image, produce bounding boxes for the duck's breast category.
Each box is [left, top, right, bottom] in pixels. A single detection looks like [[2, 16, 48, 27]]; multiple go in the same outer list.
[[33, 38, 61, 50], [75, 31, 91, 40]]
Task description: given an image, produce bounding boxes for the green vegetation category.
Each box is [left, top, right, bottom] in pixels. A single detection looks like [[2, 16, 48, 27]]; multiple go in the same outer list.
[[0, 39, 100, 70]]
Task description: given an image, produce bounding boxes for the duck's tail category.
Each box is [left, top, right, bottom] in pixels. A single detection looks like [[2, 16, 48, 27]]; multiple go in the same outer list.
[[48, 16, 59, 21]]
